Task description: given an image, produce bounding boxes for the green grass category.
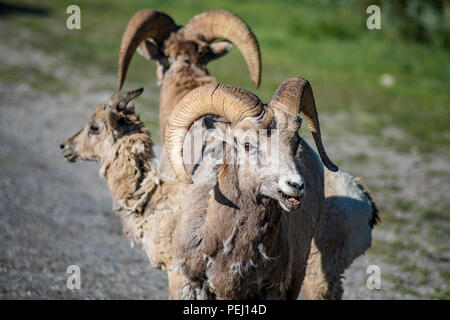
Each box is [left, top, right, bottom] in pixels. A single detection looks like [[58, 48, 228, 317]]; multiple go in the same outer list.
[[394, 199, 414, 212], [422, 208, 449, 221], [430, 289, 450, 300], [379, 209, 408, 224], [1, 0, 449, 149], [371, 236, 448, 299]]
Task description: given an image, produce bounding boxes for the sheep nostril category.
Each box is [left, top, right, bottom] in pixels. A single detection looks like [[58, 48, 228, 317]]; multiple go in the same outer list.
[[60, 143, 65, 150], [288, 180, 301, 190], [298, 183, 305, 197], [288, 180, 305, 196], [299, 183, 305, 192]]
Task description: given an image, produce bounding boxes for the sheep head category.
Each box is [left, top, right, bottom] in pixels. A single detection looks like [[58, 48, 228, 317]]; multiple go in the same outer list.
[[60, 88, 152, 164], [117, 9, 261, 89], [165, 78, 338, 212]]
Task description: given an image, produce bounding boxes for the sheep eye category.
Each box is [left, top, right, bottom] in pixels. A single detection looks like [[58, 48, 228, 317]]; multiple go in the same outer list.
[[89, 122, 100, 135], [244, 142, 251, 152]]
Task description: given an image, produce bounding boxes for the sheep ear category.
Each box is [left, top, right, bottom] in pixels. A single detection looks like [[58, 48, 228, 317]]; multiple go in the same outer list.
[[203, 116, 230, 130], [137, 40, 169, 67], [105, 109, 124, 139], [204, 41, 233, 63], [125, 101, 135, 114], [203, 117, 234, 148]]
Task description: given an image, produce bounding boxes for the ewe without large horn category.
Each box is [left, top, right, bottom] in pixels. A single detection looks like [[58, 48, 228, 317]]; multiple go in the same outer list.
[[185, 10, 261, 88], [165, 83, 265, 183], [270, 77, 338, 172], [118, 9, 178, 90]]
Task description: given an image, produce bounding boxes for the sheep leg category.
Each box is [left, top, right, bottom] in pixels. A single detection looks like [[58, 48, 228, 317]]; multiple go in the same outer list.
[[301, 239, 343, 300], [286, 269, 306, 300]]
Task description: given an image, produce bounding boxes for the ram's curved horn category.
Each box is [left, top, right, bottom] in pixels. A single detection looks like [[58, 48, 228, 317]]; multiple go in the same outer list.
[[185, 10, 261, 88], [108, 88, 144, 109], [165, 83, 265, 183], [270, 77, 338, 172], [118, 9, 177, 90]]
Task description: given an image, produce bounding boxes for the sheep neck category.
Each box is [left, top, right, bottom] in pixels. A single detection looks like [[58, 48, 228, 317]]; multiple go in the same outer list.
[[101, 133, 161, 240], [211, 165, 283, 260], [159, 63, 215, 140]]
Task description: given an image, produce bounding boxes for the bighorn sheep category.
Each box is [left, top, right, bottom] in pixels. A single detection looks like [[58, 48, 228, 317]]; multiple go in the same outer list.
[[116, 9, 261, 176], [59, 8, 378, 299], [60, 88, 188, 298], [164, 77, 374, 299]]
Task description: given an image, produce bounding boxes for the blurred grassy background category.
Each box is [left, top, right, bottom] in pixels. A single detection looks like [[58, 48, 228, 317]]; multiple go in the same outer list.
[[2, 0, 449, 149]]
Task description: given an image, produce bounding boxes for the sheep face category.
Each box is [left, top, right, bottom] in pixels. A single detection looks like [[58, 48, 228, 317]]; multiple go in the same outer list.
[[166, 79, 338, 212], [259, 111, 306, 212], [60, 105, 119, 163], [60, 89, 148, 164], [205, 112, 305, 212], [138, 34, 232, 84]]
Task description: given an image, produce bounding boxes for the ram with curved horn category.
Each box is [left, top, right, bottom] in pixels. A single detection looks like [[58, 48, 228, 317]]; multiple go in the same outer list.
[[166, 79, 338, 184], [117, 9, 260, 152], [165, 78, 330, 299], [167, 78, 378, 299]]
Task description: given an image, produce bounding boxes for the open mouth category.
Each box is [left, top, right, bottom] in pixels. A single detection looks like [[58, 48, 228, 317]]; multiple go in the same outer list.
[[62, 153, 78, 163], [277, 190, 301, 211]]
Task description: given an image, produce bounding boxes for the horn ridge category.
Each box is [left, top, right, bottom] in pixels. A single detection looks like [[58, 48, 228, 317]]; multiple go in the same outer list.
[[165, 83, 265, 183], [108, 87, 144, 108], [118, 9, 177, 90], [185, 10, 261, 88], [270, 77, 338, 172]]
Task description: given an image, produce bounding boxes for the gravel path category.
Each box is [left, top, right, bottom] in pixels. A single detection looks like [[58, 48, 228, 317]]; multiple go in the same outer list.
[[0, 83, 168, 299]]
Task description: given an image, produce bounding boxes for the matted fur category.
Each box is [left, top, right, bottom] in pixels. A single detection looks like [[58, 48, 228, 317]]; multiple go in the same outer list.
[[173, 110, 325, 299]]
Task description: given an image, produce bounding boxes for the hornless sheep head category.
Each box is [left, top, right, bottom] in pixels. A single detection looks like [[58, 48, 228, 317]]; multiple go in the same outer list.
[[60, 88, 151, 163], [117, 9, 261, 88], [165, 78, 338, 212]]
